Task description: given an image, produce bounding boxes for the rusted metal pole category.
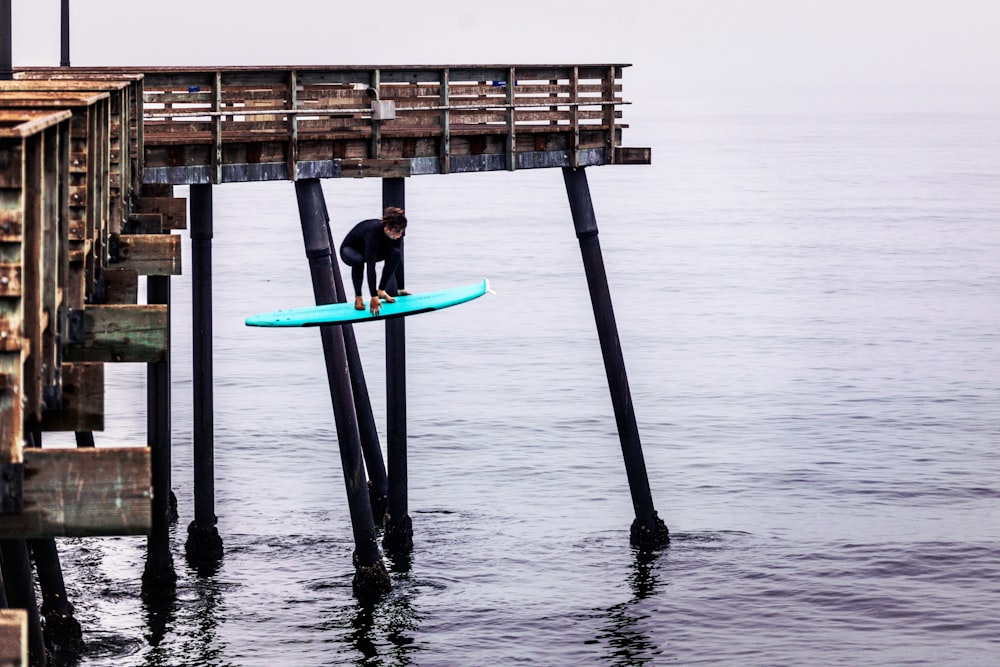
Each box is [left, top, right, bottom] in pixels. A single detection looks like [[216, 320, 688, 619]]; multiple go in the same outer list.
[[320, 199, 388, 526], [0, 1, 11, 80], [294, 178, 389, 597], [561, 166, 669, 548], [59, 0, 70, 67], [0, 540, 47, 666], [142, 275, 177, 597], [381, 177, 412, 553], [186, 183, 224, 570]]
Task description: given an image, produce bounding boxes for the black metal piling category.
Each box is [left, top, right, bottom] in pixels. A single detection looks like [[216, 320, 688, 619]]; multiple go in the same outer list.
[[320, 198, 389, 525], [561, 166, 669, 548], [294, 178, 390, 597], [0, 539, 47, 665], [142, 275, 177, 597], [380, 177, 413, 553], [0, 1, 10, 81], [27, 539, 84, 659], [59, 0, 70, 67], [185, 183, 224, 571]]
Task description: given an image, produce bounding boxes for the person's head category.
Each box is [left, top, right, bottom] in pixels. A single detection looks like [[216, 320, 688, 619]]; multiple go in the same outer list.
[[382, 207, 407, 240]]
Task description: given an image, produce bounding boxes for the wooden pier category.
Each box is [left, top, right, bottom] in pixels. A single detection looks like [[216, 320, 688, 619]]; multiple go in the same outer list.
[[0, 63, 656, 663]]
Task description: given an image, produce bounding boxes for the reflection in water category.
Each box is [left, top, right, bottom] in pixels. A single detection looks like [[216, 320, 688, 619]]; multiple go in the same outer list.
[[141, 594, 177, 665], [595, 546, 666, 666], [321, 554, 422, 666], [141, 571, 232, 667]]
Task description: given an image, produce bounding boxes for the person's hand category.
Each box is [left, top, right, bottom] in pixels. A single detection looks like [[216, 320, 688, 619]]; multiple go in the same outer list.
[[369, 295, 382, 316], [376, 289, 395, 304], [354, 295, 365, 311]]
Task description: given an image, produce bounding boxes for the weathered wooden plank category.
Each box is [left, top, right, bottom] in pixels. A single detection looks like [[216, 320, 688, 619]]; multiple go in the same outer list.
[[102, 267, 139, 304], [63, 304, 167, 363], [0, 447, 151, 538], [116, 234, 181, 275], [38, 363, 103, 432], [340, 158, 411, 179], [0, 609, 27, 667], [134, 198, 187, 229], [0, 110, 72, 139], [0, 265, 21, 297], [615, 147, 652, 165]]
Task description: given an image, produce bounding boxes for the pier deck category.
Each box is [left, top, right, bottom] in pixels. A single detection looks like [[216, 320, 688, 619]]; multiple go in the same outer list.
[[0, 62, 648, 552], [18, 65, 650, 184]]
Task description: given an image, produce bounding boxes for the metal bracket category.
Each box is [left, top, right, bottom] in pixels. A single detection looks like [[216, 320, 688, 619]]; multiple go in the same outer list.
[[66, 308, 85, 345], [108, 233, 120, 263], [0, 462, 24, 514], [371, 100, 396, 120]]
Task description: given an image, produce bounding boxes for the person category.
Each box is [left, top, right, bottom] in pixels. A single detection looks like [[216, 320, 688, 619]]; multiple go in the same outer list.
[[339, 207, 408, 316]]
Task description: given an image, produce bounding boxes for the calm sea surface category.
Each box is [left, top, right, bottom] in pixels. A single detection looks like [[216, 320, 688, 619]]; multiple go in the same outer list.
[[44, 110, 999, 665]]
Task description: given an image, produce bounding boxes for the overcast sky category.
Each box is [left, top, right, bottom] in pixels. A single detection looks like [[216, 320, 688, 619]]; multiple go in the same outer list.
[[10, 0, 1000, 113]]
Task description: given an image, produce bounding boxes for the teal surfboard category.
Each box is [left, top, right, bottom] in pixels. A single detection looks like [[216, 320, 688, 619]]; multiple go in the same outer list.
[[246, 278, 491, 327]]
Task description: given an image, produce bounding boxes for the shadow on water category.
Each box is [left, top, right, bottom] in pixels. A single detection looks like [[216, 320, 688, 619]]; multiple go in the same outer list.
[[590, 544, 668, 666]]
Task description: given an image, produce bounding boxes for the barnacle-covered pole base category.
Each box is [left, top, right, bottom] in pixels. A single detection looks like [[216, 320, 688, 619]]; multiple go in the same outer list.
[[352, 552, 392, 600], [630, 512, 670, 549]]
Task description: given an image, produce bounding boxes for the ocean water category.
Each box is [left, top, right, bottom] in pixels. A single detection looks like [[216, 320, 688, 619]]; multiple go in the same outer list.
[[41, 110, 1000, 665]]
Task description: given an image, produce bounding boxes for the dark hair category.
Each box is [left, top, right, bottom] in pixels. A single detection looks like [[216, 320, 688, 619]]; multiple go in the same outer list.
[[382, 207, 407, 230]]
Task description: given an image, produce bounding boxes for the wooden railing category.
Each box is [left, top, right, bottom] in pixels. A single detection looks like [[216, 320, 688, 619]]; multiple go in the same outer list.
[[19, 65, 650, 184]]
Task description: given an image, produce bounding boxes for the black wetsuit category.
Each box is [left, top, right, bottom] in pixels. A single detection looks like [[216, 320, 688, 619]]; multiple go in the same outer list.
[[339, 218, 403, 297]]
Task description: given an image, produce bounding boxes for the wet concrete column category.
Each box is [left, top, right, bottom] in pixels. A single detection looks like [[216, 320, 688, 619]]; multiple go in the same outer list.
[[561, 166, 669, 548], [186, 183, 224, 571], [294, 178, 390, 597], [381, 177, 412, 553]]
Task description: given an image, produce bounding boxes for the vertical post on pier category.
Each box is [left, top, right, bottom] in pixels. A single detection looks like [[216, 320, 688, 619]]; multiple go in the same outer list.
[[294, 178, 390, 597], [59, 0, 70, 67], [0, 540, 46, 666], [186, 183, 224, 570], [320, 198, 388, 525], [381, 177, 412, 553], [0, 1, 11, 81], [561, 166, 669, 548], [142, 274, 177, 597]]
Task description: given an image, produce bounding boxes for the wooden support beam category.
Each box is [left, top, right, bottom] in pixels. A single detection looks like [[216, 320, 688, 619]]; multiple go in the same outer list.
[[0, 609, 27, 667], [116, 234, 181, 275], [0, 447, 151, 538], [342, 158, 410, 179], [134, 196, 187, 230], [38, 363, 103, 432], [102, 267, 139, 304], [63, 304, 167, 363], [614, 147, 652, 165]]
